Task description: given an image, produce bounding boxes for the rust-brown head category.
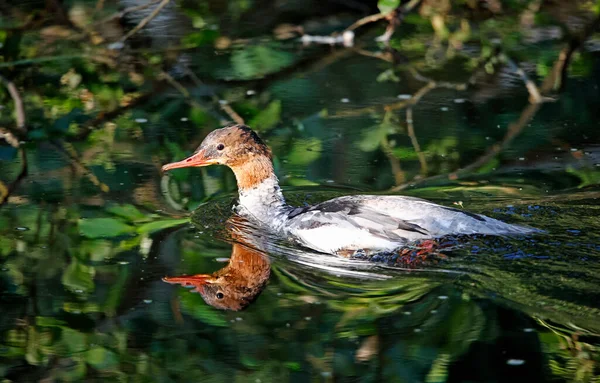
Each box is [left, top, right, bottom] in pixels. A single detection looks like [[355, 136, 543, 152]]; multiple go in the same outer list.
[[162, 124, 274, 190]]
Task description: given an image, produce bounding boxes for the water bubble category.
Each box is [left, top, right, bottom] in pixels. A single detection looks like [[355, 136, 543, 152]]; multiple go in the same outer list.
[[236, 317, 243, 321], [397, 94, 412, 100], [340, 98, 350, 103], [523, 328, 535, 333], [180, 117, 188, 122], [246, 90, 256, 96], [506, 359, 525, 366], [403, 311, 412, 315], [440, 106, 449, 111], [518, 157, 525, 161], [286, 323, 290, 327], [219, 100, 228, 105], [143, 299, 152, 304], [75, 289, 83, 294], [215, 258, 230, 263], [305, 316, 312, 321], [453, 98, 466, 103], [108, 42, 125, 50], [135, 118, 148, 123], [430, 310, 438, 314], [438, 295, 449, 300], [15, 227, 29, 231], [414, 328, 422, 333]]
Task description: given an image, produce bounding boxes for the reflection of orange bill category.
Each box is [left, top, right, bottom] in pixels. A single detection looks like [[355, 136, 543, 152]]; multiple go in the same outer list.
[[162, 275, 216, 293]]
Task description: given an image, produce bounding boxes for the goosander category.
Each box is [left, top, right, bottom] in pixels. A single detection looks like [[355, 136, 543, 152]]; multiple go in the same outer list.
[[162, 124, 539, 256]]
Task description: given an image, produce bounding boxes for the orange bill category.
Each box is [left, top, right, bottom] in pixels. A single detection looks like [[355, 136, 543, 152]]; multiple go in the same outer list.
[[161, 149, 216, 172], [162, 274, 215, 293]]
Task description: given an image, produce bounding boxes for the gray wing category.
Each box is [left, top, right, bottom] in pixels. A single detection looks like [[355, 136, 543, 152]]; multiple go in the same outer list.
[[286, 195, 538, 240], [286, 198, 431, 243]]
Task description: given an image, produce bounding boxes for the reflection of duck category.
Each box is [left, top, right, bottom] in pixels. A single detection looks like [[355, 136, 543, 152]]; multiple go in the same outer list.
[[162, 124, 539, 256], [163, 238, 270, 311]]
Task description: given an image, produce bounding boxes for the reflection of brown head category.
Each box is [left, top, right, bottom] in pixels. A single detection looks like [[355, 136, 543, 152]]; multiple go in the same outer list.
[[163, 242, 271, 311]]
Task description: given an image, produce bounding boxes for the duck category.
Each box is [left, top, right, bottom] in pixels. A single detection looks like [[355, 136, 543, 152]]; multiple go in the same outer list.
[[162, 124, 540, 256]]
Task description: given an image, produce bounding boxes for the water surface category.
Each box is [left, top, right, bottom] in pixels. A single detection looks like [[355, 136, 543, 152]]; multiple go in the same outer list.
[[1, 1, 600, 381]]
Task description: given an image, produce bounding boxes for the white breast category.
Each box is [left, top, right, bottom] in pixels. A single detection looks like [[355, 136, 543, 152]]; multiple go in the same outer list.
[[236, 177, 289, 230]]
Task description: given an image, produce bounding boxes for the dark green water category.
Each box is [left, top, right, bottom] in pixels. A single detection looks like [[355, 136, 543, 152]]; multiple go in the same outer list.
[[1, 1, 600, 381]]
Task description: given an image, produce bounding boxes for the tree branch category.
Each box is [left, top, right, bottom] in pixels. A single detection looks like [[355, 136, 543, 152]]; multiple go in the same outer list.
[[0, 74, 28, 206], [0, 134, 28, 206], [381, 134, 406, 185], [50, 140, 110, 193], [406, 107, 428, 176], [178, 65, 245, 125], [344, 0, 422, 34], [119, 0, 170, 43], [92, 0, 161, 28], [499, 53, 544, 104], [0, 75, 26, 133]]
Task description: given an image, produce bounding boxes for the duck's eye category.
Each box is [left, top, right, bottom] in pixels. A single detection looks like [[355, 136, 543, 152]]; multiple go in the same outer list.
[[216, 292, 224, 299], [216, 144, 225, 151]]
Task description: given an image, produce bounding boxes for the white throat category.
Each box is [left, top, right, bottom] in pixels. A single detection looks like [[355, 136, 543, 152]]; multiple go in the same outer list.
[[235, 176, 289, 230]]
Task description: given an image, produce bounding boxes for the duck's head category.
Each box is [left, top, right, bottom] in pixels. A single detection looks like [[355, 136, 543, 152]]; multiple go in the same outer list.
[[162, 124, 274, 190], [162, 124, 271, 170]]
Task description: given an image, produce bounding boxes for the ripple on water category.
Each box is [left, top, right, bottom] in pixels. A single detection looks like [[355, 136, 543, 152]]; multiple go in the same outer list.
[[183, 189, 600, 326]]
